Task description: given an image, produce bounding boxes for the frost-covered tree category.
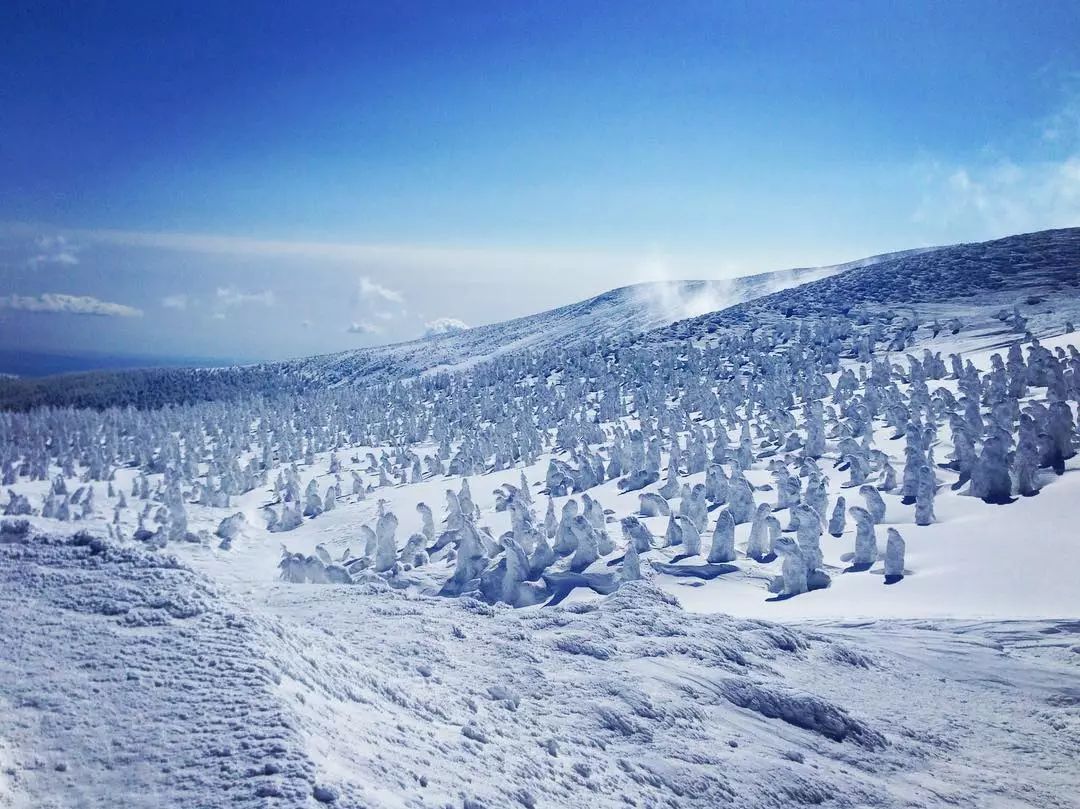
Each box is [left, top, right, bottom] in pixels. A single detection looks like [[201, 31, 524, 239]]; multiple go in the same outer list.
[[444, 521, 488, 594], [676, 515, 702, 556], [794, 503, 823, 573], [827, 495, 846, 537], [914, 465, 936, 525], [639, 492, 670, 517], [663, 513, 681, 548], [968, 435, 1013, 504], [683, 484, 709, 532], [554, 499, 579, 555], [374, 512, 399, 572], [529, 531, 555, 578], [1013, 416, 1040, 497], [658, 457, 681, 500], [772, 536, 807, 596], [884, 527, 905, 582], [849, 506, 877, 568], [727, 474, 756, 524], [745, 503, 773, 561], [708, 509, 736, 563], [303, 479, 323, 517], [620, 516, 653, 554], [859, 484, 886, 524], [417, 502, 435, 542], [621, 542, 641, 582], [705, 463, 728, 504], [544, 496, 557, 538], [569, 515, 599, 572]]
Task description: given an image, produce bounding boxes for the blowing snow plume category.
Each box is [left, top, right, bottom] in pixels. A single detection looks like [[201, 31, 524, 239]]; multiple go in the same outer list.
[[631, 247, 936, 327], [634, 279, 737, 322], [632, 268, 834, 326]]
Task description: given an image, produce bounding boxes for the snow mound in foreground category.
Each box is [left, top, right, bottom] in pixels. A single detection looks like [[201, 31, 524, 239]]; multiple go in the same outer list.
[[4, 530, 1079, 808], [0, 531, 326, 808]]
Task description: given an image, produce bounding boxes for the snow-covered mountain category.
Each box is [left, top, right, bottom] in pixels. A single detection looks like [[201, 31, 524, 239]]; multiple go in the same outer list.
[[164, 228, 1072, 391], [0, 241, 978, 409], [255, 263, 855, 385], [645, 227, 1080, 344]]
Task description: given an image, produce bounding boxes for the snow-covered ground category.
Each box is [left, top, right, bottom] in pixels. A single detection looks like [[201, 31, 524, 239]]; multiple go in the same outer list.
[[74, 330, 1073, 625], [3, 531, 1078, 808], [2, 228, 1079, 807]]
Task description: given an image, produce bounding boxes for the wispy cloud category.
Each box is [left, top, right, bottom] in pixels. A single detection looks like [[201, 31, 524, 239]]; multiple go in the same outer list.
[[26, 235, 79, 269], [1040, 77, 1080, 144], [422, 317, 468, 337], [29, 225, 724, 280], [161, 293, 191, 310], [913, 85, 1080, 238], [0, 293, 142, 317], [345, 321, 381, 335], [216, 287, 275, 308], [358, 276, 404, 304], [913, 157, 1080, 237]]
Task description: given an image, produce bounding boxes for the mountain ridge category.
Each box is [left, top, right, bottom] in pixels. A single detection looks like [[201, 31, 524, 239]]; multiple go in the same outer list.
[[0, 228, 1074, 410]]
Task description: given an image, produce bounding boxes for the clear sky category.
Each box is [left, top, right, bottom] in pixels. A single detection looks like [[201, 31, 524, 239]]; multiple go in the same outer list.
[[2, 0, 1079, 364]]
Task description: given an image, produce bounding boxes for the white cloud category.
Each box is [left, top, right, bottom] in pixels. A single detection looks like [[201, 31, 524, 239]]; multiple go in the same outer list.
[[423, 317, 469, 337], [27, 235, 79, 268], [161, 293, 190, 310], [913, 156, 1080, 238], [913, 84, 1080, 239], [0, 293, 142, 317], [346, 321, 381, 335], [358, 277, 404, 304], [1040, 80, 1080, 144], [215, 287, 275, 308], [53, 226, 720, 281]]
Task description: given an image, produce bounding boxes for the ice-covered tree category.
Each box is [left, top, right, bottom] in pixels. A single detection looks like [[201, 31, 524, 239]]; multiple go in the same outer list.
[[968, 435, 1013, 504], [676, 515, 702, 556], [708, 509, 736, 563], [639, 492, 670, 517], [827, 495, 846, 537], [914, 465, 936, 525], [884, 527, 905, 582], [374, 512, 399, 572], [663, 513, 682, 547], [621, 542, 641, 582], [569, 515, 599, 571], [620, 516, 653, 554], [745, 503, 773, 561], [859, 484, 886, 524], [849, 506, 877, 568], [727, 474, 756, 524], [772, 536, 807, 596]]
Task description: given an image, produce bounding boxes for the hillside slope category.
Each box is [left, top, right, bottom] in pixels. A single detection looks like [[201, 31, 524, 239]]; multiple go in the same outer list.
[[0, 228, 1072, 411], [645, 227, 1080, 344], [0, 252, 902, 410]]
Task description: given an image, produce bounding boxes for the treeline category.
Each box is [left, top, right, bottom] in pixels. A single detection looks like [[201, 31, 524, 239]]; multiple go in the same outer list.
[[0, 366, 310, 411]]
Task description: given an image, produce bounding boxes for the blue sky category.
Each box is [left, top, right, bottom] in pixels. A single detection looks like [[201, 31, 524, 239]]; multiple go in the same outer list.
[[2, 1, 1079, 364]]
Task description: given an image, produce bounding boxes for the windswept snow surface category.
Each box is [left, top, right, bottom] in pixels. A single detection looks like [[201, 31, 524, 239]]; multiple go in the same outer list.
[[3, 530, 1078, 808], [2, 228, 1080, 807]]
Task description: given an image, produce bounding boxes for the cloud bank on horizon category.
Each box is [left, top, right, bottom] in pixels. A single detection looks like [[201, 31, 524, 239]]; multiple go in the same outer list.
[[0, 293, 142, 318]]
